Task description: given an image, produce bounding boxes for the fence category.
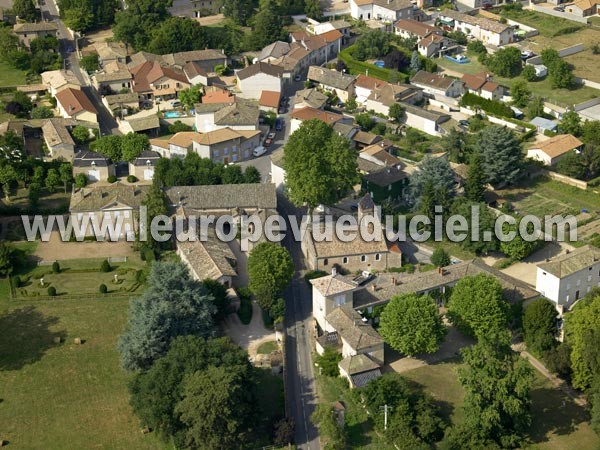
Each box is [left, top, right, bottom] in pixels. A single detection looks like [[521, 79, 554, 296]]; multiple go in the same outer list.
[[531, 4, 590, 24], [543, 170, 588, 189]]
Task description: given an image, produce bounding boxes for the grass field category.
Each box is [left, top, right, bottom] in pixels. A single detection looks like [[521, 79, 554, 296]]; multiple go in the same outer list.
[[402, 359, 600, 449], [437, 52, 600, 107], [0, 60, 28, 86], [257, 340, 278, 354], [0, 188, 71, 214], [0, 296, 167, 450]]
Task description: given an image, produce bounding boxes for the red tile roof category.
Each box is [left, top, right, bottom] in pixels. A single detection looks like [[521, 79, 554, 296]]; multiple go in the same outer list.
[[259, 90, 281, 108], [56, 88, 97, 116], [290, 106, 343, 124]]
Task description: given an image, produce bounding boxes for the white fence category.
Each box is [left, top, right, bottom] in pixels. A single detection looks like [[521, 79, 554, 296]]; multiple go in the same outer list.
[[531, 4, 590, 24]]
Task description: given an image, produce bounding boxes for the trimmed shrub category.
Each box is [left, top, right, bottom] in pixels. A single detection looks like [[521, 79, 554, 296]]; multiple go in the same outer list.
[[127, 175, 138, 183], [107, 175, 117, 183], [99, 283, 108, 294], [52, 261, 60, 273], [100, 259, 111, 272], [47, 286, 56, 296]]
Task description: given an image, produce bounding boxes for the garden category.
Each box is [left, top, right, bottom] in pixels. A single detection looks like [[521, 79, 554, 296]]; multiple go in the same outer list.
[[6, 256, 146, 299]]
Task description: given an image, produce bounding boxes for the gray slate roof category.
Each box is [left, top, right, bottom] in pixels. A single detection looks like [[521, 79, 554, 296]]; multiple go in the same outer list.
[[538, 245, 600, 279], [214, 102, 259, 126], [70, 183, 149, 212], [308, 66, 355, 90], [165, 184, 277, 210], [130, 150, 161, 166], [326, 305, 383, 351], [73, 150, 111, 167]]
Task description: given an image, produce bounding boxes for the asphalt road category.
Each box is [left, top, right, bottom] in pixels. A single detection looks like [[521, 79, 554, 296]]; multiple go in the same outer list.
[[279, 194, 320, 450], [40, 0, 120, 136]]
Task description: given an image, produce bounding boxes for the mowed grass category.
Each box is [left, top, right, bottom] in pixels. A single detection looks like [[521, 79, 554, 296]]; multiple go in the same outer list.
[[0, 296, 167, 450], [0, 60, 28, 86], [401, 359, 599, 449], [437, 52, 600, 106]]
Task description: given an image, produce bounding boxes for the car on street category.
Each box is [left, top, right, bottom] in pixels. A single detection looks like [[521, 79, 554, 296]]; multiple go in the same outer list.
[[264, 138, 272, 147], [267, 132, 276, 139], [459, 119, 469, 127], [275, 118, 283, 131], [294, 74, 302, 82], [253, 146, 267, 157]]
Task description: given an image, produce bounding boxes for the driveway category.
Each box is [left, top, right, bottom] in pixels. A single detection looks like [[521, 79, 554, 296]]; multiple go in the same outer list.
[[223, 301, 276, 360], [501, 241, 574, 286]]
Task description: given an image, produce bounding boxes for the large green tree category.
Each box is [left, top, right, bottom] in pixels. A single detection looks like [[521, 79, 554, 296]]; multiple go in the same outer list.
[[0, 240, 15, 276], [248, 242, 294, 312], [379, 293, 446, 356], [511, 80, 530, 108], [128, 336, 253, 442], [441, 128, 468, 163], [223, 0, 256, 25], [564, 292, 600, 389], [121, 132, 149, 162], [14, 0, 37, 22], [92, 135, 122, 161], [175, 365, 254, 450], [448, 273, 508, 339], [247, 0, 285, 50], [283, 119, 358, 209], [559, 110, 582, 136], [448, 332, 533, 449], [523, 298, 558, 355], [450, 200, 499, 255], [118, 262, 217, 371], [147, 17, 207, 55], [486, 47, 522, 78], [58, 0, 118, 32], [477, 125, 522, 186]]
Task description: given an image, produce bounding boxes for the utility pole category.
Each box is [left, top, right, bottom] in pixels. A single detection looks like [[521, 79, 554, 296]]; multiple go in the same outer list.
[[380, 404, 392, 430]]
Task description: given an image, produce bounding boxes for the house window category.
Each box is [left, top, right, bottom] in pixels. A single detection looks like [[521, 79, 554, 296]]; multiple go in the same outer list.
[[375, 254, 381, 261], [223, 148, 229, 155], [361, 255, 367, 262], [124, 211, 130, 218], [323, 258, 328, 266], [232, 154, 238, 162], [343, 257, 348, 264], [214, 149, 220, 157]]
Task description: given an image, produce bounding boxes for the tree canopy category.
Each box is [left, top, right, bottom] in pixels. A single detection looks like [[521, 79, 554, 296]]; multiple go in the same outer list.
[[523, 298, 558, 355], [118, 262, 217, 371], [448, 274, 508, 339], [283, 119, 358, 209], [379, 293, 446, 355], [408, 156, 455, 216], [248, 242, 294, 312]]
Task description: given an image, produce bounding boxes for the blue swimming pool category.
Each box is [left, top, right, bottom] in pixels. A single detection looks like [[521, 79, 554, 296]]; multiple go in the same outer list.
[[374, 60, 385, 68], [164, 111, 183, 118]]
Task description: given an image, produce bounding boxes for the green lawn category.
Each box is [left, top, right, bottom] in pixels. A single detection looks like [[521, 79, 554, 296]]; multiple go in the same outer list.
[[499, 9, 584, 37], [401, 359, 599, 449], [437, 52, 600, 107], [0, 188, 71, 215], [257, 340, 278, 354], [0, 296, 167, 450], [0, 60, 28, 86]]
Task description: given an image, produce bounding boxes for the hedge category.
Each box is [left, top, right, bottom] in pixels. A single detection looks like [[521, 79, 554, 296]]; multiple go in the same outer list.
[[338, 46, 409, 83], [460, 92, 514, 118]]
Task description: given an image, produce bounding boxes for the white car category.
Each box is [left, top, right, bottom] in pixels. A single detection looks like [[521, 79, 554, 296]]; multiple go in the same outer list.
[[267, 132, 276, 139], [253, 146, 267, 157]]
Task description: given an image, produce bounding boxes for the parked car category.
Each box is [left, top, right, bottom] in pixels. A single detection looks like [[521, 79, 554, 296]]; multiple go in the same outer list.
[[459, 119, 469, 128], [267, 132, 276, 139], [294, 74, 302, 82], [275, 118, 283, 131], [264, 138, 272, 147], [170, 100, 181, 108], [253, 146, 267, 157], [521, 50, 534, 60], [554, 5, 565, 11]]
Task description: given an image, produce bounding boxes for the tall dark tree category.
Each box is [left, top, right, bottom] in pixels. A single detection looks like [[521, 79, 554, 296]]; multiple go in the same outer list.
[[523, 298, 558, 354], [223, 0, 256, 25], [441, 128, 468, 163], [247, 0, 284, 50], [477, 125, 522, 186], [118, 262, 216, 371], [465, 151, 486, 202], [408, 156, 455, 216], [248, 242, 294, 312], [147, 17, 207, 55]]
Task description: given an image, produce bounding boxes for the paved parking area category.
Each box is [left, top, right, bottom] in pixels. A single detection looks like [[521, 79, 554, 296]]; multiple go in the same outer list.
[[501, 241, 573, 286]]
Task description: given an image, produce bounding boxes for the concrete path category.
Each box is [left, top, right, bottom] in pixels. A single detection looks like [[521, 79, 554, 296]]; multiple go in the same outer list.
[[513, 344, 587, 407]]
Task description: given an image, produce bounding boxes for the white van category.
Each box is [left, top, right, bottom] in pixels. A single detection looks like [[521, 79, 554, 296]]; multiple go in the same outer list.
[[253, 146, 267, 157]]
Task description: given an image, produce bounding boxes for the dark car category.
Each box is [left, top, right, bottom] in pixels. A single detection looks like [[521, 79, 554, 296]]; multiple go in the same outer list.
[[275, 118, 283, 131], [459, 119, 469, 128]]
